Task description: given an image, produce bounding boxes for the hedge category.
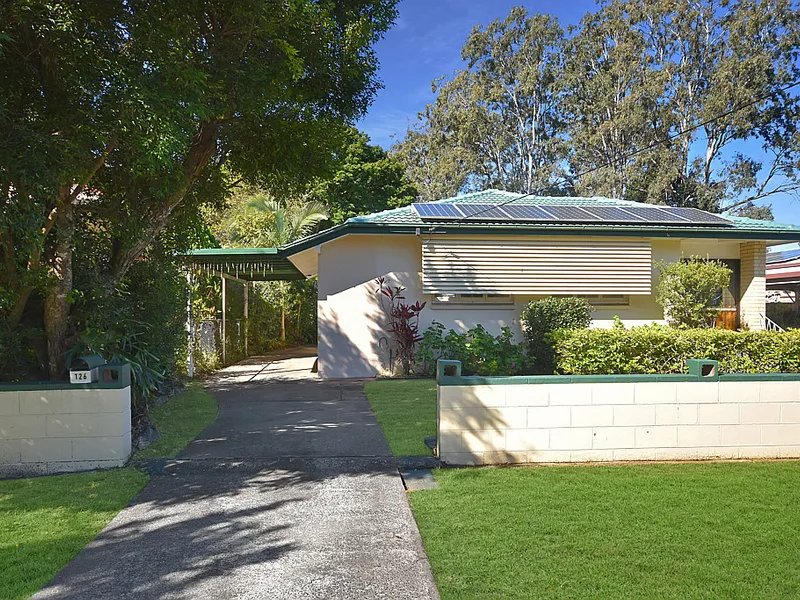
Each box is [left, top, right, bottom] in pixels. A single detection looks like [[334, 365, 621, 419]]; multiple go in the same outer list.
[[551, 325, 800, 375]]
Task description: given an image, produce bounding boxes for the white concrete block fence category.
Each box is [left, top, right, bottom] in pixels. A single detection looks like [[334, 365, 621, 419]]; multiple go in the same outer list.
[[435, 360, 800, 465], [0, 364, 132, 477]]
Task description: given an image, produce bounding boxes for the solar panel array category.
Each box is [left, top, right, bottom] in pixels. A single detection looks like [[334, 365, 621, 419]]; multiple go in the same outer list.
[[412, 203, 733, 226]]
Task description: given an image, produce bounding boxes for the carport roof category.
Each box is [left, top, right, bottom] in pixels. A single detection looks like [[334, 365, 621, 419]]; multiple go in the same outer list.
[[182, 247, 305, 281]]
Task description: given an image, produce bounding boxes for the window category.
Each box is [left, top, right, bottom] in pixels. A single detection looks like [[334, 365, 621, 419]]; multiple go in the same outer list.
[[432, 293, 514, 307], [581, 295, 630, 307]]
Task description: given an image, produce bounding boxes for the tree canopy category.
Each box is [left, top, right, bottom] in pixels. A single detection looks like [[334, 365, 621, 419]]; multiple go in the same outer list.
[[312, 128, 418, 224], [393, 0, 800, 217], [0, 0, 398, 378]]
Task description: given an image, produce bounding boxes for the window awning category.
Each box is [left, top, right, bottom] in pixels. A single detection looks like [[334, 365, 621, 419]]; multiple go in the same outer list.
[[181, 248, 306, 281], [422, 236, 653, 295]]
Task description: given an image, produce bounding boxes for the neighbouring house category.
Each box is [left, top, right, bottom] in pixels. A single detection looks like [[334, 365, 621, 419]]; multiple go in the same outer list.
[[767, 244, 800, 306], [189, 190, 800, 379]]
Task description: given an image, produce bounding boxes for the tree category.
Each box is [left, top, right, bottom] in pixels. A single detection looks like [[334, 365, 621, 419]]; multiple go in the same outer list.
[[392, 7, 567, 197], [313, 129, 418, 224], [656, 258, 732, 328], [0, 0, 397, 378], [242, 193, 328, 341], [393, 1, 800, 212]]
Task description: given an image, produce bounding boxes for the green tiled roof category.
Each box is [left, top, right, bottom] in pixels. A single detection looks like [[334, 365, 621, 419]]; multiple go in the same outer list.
[[280, 189, 800, 255], [348, 190, 800, 233]]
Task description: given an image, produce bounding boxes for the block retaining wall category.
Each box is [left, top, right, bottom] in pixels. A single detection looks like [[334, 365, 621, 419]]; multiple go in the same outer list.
[[0, 367, 132, 477], [436, 361, 800, 466]]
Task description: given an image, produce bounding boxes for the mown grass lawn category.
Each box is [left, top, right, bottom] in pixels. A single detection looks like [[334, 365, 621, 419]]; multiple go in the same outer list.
[[0, 381, 218, 599], [411, 462, 800, 599], [0, 468, 149, 599], [364, 379, 436, 456], [135, 380, 218, 459]]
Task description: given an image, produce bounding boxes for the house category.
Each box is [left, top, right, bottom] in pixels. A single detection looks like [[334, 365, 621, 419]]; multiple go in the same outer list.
[[190, 190, 800, 379], [767, 244, 800, 305]]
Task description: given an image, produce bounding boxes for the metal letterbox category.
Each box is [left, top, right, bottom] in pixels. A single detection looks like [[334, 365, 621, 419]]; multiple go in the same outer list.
[[69, 354, 105, 384]]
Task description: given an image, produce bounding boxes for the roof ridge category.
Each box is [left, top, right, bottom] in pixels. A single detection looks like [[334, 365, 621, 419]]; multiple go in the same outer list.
[[430, 189, 521, 204]]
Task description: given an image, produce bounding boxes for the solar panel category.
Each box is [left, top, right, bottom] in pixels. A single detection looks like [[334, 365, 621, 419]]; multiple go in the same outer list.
[[412, 201, 734, 227], [500, 204, 556, 220], [412, 203, 463, 219], [458, 204, 515, 220], [621, 205, 691, 223], [583, 206, 647, 222], [662, 207, 732, 225], [543, 206, 602, 222]]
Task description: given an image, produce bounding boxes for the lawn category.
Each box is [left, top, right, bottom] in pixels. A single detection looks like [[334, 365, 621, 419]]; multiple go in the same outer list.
[[364, 379, 436, 456], [410, 462, 800, 599], [0, 468, 149, 599], [0, 381, 217, 599], [135, 380, 218, 459]]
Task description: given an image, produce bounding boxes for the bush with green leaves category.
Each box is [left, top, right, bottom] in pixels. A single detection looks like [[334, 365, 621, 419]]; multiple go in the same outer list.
[[656, 257, 732, 328], [416, 321, 532, 376], [551, 325, 800, 375], [520, 297, 592, 374]]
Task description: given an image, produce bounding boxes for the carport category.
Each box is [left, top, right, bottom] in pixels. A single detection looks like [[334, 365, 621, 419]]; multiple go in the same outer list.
[[181, 248, 306, 374]]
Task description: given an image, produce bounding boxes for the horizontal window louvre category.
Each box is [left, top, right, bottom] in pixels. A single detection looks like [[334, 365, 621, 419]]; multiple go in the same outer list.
[[422, 238, 652, 295]]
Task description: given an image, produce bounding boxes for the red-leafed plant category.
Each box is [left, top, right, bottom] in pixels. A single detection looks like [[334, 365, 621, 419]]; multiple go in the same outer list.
[[376, 277, 426, 375]]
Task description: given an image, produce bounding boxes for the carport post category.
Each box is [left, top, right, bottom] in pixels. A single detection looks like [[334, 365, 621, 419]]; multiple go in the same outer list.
[[186, 270, 194, 379], [222, 275, 227, 364], [244, 281, 249, 356]]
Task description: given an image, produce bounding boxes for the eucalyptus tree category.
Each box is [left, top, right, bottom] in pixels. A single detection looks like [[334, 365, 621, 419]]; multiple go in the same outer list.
[[393, 7, 567, 197], [395, 0, 800, 212], [0, 0, 397, 377]]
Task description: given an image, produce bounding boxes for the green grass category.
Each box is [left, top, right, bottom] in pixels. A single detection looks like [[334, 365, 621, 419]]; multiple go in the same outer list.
[[0, 468, 149, 599], [135, 380, 218, 459], [364, 379, 436, 456], [411, 462, 800, 599]]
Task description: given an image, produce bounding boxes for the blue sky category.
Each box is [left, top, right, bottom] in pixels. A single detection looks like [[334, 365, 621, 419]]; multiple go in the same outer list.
[[358, 0, 800, 227]]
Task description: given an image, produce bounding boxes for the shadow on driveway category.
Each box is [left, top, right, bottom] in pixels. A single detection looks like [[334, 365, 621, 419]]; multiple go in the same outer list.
[[34, 347, 439, 600]]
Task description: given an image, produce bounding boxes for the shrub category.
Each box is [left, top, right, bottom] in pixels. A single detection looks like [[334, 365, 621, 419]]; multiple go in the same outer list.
[[416, 321, 532, 376], [656, 257, 732, 328], [551, 325, 800, 374], [520, 297, 592, 374], [376, 278, 426, 375]]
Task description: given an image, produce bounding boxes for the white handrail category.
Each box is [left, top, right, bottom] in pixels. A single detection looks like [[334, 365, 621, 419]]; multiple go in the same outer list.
[[760, 313, 785, 332]]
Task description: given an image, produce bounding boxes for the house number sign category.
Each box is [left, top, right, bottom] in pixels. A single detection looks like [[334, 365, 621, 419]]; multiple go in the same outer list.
[[70, 370, 91, 384]]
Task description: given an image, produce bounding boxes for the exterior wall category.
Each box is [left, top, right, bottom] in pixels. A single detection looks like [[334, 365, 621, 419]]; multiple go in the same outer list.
[[740, 241, 767, 330], [437, 374, 800, 465], [315, 233, 763, 378], [0, 385, 132, 476]]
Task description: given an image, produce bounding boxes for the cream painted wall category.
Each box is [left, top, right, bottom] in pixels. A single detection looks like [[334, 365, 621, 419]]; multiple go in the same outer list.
[[316, 233, 750, 378]]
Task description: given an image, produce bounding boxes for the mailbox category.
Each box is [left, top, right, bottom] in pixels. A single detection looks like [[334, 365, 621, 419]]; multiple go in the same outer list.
[[69, 354, 105, 384], [687, 359, 719, 380]]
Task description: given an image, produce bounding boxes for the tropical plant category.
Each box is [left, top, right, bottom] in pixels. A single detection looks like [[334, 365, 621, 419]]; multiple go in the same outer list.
[[656, 257, 732, 328], [376, 278, 425, 375], [246, 195, 330, 247], [416, 321, 532, 376], [245, 194, 328, 341]]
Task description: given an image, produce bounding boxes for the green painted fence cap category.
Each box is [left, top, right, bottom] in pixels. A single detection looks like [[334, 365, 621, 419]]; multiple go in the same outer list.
[[686, 359, 719, 380]]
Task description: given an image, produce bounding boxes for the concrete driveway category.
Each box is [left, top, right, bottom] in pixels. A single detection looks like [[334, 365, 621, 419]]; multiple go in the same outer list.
[[35, 347, 439, 600]]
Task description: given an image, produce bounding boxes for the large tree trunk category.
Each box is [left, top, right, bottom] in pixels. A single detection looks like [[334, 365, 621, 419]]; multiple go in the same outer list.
[[43, 202, 74, 379], [107, 120, 219, 293]]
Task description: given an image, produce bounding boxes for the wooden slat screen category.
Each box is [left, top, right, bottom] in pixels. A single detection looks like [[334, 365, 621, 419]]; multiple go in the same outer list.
[[422, 237, 652, 295]]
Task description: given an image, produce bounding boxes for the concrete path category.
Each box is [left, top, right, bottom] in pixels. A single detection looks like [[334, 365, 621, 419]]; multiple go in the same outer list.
[[35, 347, 439, 600]]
